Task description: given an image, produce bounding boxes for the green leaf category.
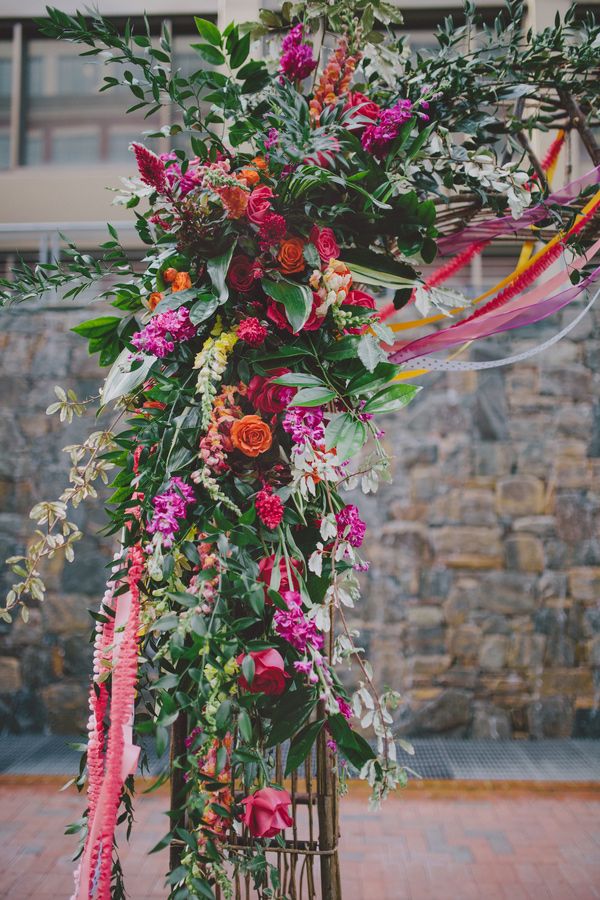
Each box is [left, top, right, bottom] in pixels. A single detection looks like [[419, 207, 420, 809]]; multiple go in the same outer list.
[[72, 316, 121, 338], [241, 654, 255, 686], [327, 713, 375, 769], [215, 699, 232, 732], [237, 708, 253, 743], [324, 413, 366, 462], [101, 347, 155, 406], [291, 386, 337, 407], [271, 373, 325, 388], [358, 333, 388, 372], [285, 719, 325, 776], [323, 336, 360, 360], [207, 244, 235, 303], [262, 279, 313, 333], [229, 32, 250, 68], [194, 17, 221, 46], [191, 43, 225, 66], [340, 250, 416, 289], [189, 296, 218, 325], [362, 383, 421, 414], [266, 687, 318, 746], [346, 362, 402, 396]]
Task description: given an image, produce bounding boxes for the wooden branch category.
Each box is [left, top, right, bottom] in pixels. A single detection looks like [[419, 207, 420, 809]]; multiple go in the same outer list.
[[558, 89, 600, 166], [516, 130, 549, 191], [169, 711, 188, 871]]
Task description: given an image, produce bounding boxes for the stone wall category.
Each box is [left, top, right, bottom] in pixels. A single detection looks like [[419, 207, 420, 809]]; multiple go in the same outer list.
[[1, 294, 599, 737]]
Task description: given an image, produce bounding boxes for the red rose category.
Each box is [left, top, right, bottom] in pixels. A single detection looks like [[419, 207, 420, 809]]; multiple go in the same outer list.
[[266, 294, 325, 334], [228, 254, 255, 292], [247, 368, 294, 414], [246, 185, 274, 225], [309, 225, 340, 263], [241, 787, 293, 838], [344, 91, 381, 129], [258, 555, 302, 596], [237, 648, 289, 696], [342, 289, 377, 334]]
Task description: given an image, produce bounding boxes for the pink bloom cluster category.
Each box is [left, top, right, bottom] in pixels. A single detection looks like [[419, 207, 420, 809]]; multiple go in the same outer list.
[[259, 212, 287, 249], [131, 307, 196, 358], [336, 504, 366, 548], [274, 591, 323, 653], [255, 487, 285, 529], [238, 317, 267, 347], [361, 98, 415, 158], [279, 24, 317, 82], [282, 406, 325, 446], [160, 152, 204, 196], [147, 477, 195, 547]]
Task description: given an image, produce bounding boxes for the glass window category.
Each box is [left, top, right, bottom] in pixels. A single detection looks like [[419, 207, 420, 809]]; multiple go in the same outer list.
[[0, 41, 11, 170], [52, 130, 99, 164]]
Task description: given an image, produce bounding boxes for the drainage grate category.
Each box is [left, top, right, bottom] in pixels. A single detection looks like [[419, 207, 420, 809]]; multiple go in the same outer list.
[[1, 734, 599, 781]]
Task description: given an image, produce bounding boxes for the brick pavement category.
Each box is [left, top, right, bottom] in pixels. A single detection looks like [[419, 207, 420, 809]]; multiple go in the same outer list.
[[0, 781, 599, 899]]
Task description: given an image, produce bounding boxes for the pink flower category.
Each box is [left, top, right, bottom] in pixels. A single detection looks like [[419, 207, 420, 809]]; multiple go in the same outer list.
[[246, 185, 274, 225], [361, 99, 414, 159], [146, 477, 195, 547], [279, 25, 317, 83], [255, 488, 284, 529], [337, 697, 353, 720], [282, 406, 325, 446], [131, 142, 168, 193], [241, 787, 293, 838], [237, 648, 289, 696], [343, 91, 381, 129], [343, 289, 376, 311], [258, 555, 302, 597], [274, 591, 323, 653], [238, 317, 267, 347], [335, 504, 366, 548], [309, 225, 340, 263], [131, 307, 196, 358]]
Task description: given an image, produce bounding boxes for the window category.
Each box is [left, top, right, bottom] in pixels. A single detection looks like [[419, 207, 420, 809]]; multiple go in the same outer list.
[[0, 40, 11, 170]]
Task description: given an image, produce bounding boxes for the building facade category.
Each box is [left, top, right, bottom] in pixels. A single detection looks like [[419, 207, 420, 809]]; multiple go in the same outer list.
[[1, 0, 599, 737]]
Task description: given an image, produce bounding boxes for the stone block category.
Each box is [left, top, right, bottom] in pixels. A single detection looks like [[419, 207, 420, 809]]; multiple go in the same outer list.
[[0, 658, 21, 694], [568, 567, 600, 603], [507, 633, 546, 669], [512, 516, 556, 536], [448, 624, 481, 663], [478, 635, 509, 671], [528, 696, 574, 739], [496, 475, 545, 516], [41, 681, 89, 734], [504, 534, 545, 573], [479, 571, 538, 615], [398, 688, 473, 736], [541, 668, 593, 696], [471, 702, 512, 739], [431, 526, 503, 570], [406, 605, 444, 628], [539, 365, 593, 402], [410, 654, 452, 678], [43, 593, 92, 636]]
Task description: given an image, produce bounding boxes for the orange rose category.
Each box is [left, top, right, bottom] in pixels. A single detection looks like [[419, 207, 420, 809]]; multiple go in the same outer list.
[[148, 291, 163, 311], [231, 415, 272, 457], [277, 237, 305, 275], [252, 156, 268, 171], [237, 167, 260, 187], [172, 271, 192, 292], [163, 267, 178, 284]]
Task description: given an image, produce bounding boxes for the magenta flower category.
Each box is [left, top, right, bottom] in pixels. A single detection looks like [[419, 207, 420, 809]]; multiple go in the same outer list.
[[279, 24, 317, 82], [147, 477, 195, 548], [335, 504, 366, 548], [274, 591, 323, 653], [131, 142, 168, 193], [361, 99, 414, 159], [131, 307, 196, 358], [282, 406, 325, 446]]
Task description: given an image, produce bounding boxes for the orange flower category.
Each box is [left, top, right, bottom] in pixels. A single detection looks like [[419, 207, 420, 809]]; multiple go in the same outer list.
[[219, 185, 249, 219], [163, 267, 178, 284], [172, 271, 192, 292], [148, 291, 163, 311], [277, 237, 305, 275], [252, 156, 268, 171], [231, 415, 272, 457], [237, 167, 260, 187]]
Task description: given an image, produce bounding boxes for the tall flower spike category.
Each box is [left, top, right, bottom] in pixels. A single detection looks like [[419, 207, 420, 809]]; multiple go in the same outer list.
[[131, 142, 168, 194]]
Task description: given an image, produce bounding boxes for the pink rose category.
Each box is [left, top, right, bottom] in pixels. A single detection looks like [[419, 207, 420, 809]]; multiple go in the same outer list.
[[237, 648, 289, 696], [266, 294, 325, 334], [344, 91, 381, 129], [246, 185, 274, 225], [342, 289, 376, 334], [241, 787, 293, 838], [309, 225, 340, 263], [228, 254, 255, 292], [247, 368, 294, 414]]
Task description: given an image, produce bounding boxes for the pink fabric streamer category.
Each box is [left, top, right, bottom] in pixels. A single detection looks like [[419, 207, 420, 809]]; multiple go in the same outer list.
[[391, 237, 600, 364], [72, 546, 144, 900], [436, 165, 600, 255]]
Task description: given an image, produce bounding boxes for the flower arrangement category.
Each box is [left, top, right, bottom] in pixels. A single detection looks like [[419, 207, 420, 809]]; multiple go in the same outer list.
[[1, 1, 599, 897]]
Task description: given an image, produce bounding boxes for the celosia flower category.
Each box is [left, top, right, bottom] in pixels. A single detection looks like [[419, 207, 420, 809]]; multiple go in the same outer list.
[[131, 307, 196, 358], [279, 24, 317, 83], [131, 142, 168, 193], [238, 317, 267, 347], [146, 477, 195, 547], [335, 504, 366, 548], [255, 487, 284, 529], [259, 212, 287, 249]]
